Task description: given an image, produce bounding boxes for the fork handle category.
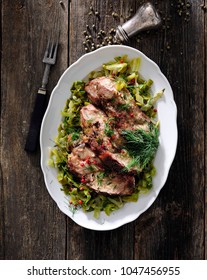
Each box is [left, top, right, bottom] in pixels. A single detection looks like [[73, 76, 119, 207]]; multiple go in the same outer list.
[[25, 89, 47, 152]]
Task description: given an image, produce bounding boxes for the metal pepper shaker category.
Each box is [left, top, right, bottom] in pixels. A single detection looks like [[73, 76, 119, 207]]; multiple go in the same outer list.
[[115, 2, 162, 43]]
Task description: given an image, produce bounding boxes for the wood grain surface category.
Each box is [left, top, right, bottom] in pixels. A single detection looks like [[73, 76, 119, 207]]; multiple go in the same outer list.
[[0, 0, 206, 260]]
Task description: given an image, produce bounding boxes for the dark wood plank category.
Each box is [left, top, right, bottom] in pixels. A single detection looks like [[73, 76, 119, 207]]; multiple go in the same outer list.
[[0, 0, 4, 257], [0, 0, 68, 259], [205, 1, 207, 261], [133, 0, 205, 259]]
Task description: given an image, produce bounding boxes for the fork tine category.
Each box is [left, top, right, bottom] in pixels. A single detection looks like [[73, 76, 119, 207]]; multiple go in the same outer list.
[[43, 7, 60, 64], [53, 42, 58, 59], [49, 41, 54, 58], [49, 10, 60, 55], [44, 37, 50, 58]]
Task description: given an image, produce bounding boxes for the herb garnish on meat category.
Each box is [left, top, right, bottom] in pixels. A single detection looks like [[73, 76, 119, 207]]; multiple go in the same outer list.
[[121, 126, 159, 170]]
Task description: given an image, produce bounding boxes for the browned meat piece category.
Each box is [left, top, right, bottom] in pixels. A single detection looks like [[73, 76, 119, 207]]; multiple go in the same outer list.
[[67, 144, 104, 178], [67, 132, 89, 151], [68, 144, 135, 195], [80, 104, 120, 152], [85, 76, 116, 105], [80, 103, 107, 133], [80, 103, 110, 151], [86, 172, 135, 195], [85, 76, 151, 129], [99, 150, 141, 174]]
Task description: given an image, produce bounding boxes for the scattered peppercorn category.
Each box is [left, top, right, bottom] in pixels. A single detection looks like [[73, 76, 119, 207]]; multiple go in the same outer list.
[[175, 0, 191, 19], [112, 12, 119, 18]]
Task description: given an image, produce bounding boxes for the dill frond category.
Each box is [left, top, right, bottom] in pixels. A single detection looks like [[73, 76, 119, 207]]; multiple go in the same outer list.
[[121, 126, 159, 170]]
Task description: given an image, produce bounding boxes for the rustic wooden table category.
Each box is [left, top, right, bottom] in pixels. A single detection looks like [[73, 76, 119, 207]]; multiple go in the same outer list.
[[0, 0, 206, 260]]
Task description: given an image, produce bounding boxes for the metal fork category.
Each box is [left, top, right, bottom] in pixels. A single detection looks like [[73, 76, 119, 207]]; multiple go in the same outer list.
[[40, 32, 59, 93], [25, 21, 60, 152]]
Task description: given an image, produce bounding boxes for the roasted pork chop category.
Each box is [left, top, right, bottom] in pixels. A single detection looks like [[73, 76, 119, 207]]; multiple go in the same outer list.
[[68, 144, 104, 177], [67, 144, 135, 195], [80, 103, 120, 152], [99, 150, 141, 174], [85, 76, 116, 105], [85, 76, 151, 128], [86, 172, 135, 195]]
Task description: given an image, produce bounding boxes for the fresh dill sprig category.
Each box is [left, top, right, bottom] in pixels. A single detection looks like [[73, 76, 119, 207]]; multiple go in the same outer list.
[[121, 126, 159, 170]]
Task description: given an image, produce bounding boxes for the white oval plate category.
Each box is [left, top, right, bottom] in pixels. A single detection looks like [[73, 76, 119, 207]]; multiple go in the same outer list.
[[40, 45, 177, 231]]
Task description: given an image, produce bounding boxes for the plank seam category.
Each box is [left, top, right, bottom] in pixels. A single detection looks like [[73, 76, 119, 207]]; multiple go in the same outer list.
[[204, 0, 207, 261]]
